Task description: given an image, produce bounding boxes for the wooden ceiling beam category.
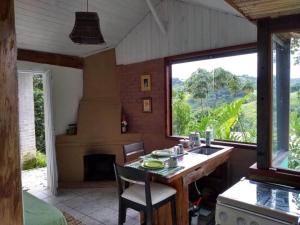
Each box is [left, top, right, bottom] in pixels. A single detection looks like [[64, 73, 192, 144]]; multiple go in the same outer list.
[[225, 0, 252, 21], [17, 49, 84, 69], [225, 0, 300, 21]]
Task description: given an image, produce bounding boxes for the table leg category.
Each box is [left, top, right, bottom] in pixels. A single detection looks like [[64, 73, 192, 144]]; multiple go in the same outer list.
[[172, 178, 189, 225]]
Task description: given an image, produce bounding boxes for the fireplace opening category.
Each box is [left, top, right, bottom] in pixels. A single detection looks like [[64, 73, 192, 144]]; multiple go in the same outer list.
[[84, 154, 116, 181]]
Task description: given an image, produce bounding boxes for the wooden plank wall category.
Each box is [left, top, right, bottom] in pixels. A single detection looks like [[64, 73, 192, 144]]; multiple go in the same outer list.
[[0, 0, 24, 224], [116, 0, 257, 65]]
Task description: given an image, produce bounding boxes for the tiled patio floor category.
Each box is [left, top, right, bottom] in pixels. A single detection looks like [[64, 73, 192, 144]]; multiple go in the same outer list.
[[21, 168, 140, 225]]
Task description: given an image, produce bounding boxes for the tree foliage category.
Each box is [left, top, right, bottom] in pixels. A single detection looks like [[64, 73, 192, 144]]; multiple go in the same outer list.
[[172, 90, 191, 136], [33, 75, 45, 153], [289, 111, 300, 170], [291, 38, 300, 65], [172, 67, 256, 143]]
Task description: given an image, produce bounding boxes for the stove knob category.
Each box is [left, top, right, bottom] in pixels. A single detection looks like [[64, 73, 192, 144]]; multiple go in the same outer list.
[[250, 222, 259, 225], [237, 217, 246, 225], [218, 211, 228, 222]]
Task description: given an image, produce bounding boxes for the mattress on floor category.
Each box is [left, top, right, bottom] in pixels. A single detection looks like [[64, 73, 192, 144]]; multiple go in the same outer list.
[[23, 191, 67, 225]]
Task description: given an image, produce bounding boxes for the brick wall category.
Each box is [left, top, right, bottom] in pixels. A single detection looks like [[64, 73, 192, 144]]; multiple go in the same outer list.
[[118, 59, 177, 152], [18, 73, 36, 160]]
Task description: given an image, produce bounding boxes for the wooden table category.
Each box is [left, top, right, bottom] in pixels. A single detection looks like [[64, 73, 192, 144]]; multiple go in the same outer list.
[[133, 145, 233, 225]]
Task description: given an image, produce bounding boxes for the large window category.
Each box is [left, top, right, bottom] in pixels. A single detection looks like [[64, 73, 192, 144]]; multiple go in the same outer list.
[[169, 46, 257, 143], [272, 32, 300, 171]]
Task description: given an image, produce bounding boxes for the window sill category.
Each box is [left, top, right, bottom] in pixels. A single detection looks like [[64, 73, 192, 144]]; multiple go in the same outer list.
[[166, 135, 257, 150], [249, 163, 300, 188]]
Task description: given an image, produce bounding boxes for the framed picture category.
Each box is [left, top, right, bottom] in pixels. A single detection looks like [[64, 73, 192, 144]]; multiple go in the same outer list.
[[142, 97, 152, 113], [141, 74, 151, 91]]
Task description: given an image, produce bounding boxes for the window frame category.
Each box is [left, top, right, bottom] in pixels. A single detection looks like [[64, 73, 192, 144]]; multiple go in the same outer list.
[[254, 14, 300, 182], [164, 43, 257, 150]]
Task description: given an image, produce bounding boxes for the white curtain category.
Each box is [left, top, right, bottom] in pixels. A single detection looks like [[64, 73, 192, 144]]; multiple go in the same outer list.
[[43, 71, 58, 195]]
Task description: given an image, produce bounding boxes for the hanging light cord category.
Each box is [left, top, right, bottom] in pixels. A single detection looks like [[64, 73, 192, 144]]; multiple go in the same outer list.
[[86, 0, 89, 12]]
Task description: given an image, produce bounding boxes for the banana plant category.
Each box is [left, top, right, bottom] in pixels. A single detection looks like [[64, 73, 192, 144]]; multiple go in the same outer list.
[[210, 95, 249, 140]]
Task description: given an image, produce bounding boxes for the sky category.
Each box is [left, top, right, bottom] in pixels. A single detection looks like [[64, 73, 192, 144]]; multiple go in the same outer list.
[[172, 53, 300, 80]]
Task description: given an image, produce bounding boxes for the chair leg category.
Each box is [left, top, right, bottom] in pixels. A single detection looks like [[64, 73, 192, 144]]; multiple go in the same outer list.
[[118, 199, 127, 225], [144, 208, 153, 225], [171, 196, 177, 225]]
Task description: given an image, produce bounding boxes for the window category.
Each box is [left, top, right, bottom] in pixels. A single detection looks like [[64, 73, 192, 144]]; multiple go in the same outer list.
[[167, 44, 257, 144], [272, 32, 300, 171]]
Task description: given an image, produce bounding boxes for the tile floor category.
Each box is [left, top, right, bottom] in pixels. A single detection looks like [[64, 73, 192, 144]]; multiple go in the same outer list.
[[22, 168, 140, 225]]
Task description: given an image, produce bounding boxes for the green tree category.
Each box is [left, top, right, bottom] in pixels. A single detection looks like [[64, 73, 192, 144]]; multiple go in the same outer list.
[[33, 75, 45, 153], [212, 68, 232, 90], [290, 111, 300, 137], [289, 135, 300, 170], [228, 76, 242, 96], [242, 81, 255, 94], [185, 69, 212, 106], [172, 90, 191, 136], [291, 37, 300, 65], [173, 66, 257, 143]]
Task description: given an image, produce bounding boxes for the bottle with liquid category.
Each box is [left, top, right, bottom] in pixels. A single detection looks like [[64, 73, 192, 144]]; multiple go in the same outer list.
[[205, 127, 213, 146], [121, 115, 128, 133]]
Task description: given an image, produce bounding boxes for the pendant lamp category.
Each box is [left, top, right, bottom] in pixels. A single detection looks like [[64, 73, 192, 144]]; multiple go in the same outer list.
[[69, 0, 105, 44]]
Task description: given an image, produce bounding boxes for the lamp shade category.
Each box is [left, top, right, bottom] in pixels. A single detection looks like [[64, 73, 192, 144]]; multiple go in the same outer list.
[[69, 12, 105, 44]]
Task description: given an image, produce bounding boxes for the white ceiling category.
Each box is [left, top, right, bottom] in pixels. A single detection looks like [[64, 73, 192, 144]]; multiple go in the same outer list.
[[15, 0, 240, 57], [15, 0, 160, 57]]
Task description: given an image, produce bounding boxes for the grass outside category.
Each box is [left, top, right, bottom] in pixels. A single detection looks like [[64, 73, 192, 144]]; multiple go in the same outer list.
[[23, 151, 47, 170]]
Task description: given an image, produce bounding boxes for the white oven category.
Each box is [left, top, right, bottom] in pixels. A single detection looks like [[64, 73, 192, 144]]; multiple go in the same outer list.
[[216, 178, 300, 225]]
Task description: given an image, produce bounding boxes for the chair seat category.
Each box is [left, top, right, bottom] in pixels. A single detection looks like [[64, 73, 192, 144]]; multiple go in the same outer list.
[[121, 182, 176, 206]]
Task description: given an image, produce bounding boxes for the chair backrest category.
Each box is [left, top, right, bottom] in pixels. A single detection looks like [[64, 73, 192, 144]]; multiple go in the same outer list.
[[114, 164, 152, 206], [123, 142, 145, 163]]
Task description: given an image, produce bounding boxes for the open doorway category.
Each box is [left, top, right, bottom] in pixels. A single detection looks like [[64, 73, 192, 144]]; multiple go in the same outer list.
[[19, 71, 58, 195], [19, 72, 47, 192]]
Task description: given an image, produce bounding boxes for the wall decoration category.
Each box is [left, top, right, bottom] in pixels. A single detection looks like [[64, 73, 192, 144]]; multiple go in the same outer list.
[[142, 97, 152, 113], [141, 74, 151, 91]]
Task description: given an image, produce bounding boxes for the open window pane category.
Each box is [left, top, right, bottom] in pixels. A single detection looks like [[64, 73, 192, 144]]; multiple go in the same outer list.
[[272, 32, 300, 171], [171, 52, 257, 143]]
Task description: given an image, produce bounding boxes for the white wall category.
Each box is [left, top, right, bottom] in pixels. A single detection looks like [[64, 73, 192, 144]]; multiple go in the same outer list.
[[116, 0, 257, 65], [17, 61, 83, 135], [18, 72, 36, 158]]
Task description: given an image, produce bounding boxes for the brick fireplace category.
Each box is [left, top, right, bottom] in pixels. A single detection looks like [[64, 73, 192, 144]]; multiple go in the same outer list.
[[56, 49, 141, 187]]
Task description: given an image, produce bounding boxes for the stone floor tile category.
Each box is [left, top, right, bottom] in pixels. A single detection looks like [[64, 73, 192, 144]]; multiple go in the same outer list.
[[22, 168, 128, 225], [53, 192, 79, 202], [43, 195, 61, 205], [127, 208, 140, 220], [80, 216, 105, 225], [88, 207, 118, 225], [76, 202, 104, 215], [62, 196, 91, 209]]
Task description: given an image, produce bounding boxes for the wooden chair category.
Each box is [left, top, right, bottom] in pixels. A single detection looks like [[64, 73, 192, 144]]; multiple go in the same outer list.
[[123, 142, 145, 163], [114, 164, 177, 225]]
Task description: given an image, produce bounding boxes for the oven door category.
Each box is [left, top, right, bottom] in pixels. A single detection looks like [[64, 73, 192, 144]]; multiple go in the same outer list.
[[216, 203, 293, 225]]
